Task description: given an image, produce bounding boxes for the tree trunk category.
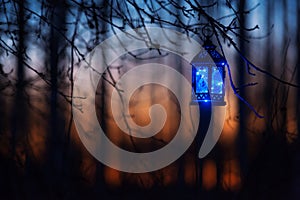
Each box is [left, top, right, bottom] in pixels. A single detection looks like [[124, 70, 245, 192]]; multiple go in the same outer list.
[[237, 0, 248, 178], [10, 0, 27, 198], [46, 0, 67, 197]]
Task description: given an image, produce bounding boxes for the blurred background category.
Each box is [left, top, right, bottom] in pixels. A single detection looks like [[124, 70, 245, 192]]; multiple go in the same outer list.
[[0, 0, 299, 199]]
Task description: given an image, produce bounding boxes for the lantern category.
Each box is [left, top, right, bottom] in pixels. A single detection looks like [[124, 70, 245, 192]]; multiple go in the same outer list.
[[191, 37, 226, 106]]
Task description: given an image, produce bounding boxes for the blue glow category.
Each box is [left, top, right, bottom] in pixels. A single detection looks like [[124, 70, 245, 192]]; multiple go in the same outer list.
[[195, 67, 208, 93], [211, 67, 223, 94]]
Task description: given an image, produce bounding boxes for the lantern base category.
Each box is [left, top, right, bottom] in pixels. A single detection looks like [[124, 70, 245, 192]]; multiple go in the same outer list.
[[190, 100, 226, 106]]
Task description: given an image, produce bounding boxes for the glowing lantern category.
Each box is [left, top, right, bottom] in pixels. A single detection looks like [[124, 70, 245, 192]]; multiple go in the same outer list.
[[192, 37, 226, 106]]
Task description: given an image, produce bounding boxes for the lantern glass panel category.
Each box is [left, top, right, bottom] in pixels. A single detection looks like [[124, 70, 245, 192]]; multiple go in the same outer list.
[[195, 67, 208, 93], [211, 67, 223, 94]]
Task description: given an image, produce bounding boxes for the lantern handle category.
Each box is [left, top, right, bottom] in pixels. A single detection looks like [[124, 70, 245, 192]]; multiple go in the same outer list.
[[202, 24, 214, 39]]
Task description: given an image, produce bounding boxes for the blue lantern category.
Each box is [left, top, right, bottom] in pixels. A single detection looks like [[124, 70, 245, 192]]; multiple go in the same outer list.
[[192, 38, 226, 106]]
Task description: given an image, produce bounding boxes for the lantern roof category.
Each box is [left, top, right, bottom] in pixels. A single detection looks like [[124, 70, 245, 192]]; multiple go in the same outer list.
[[202, 39, 226, 65]]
